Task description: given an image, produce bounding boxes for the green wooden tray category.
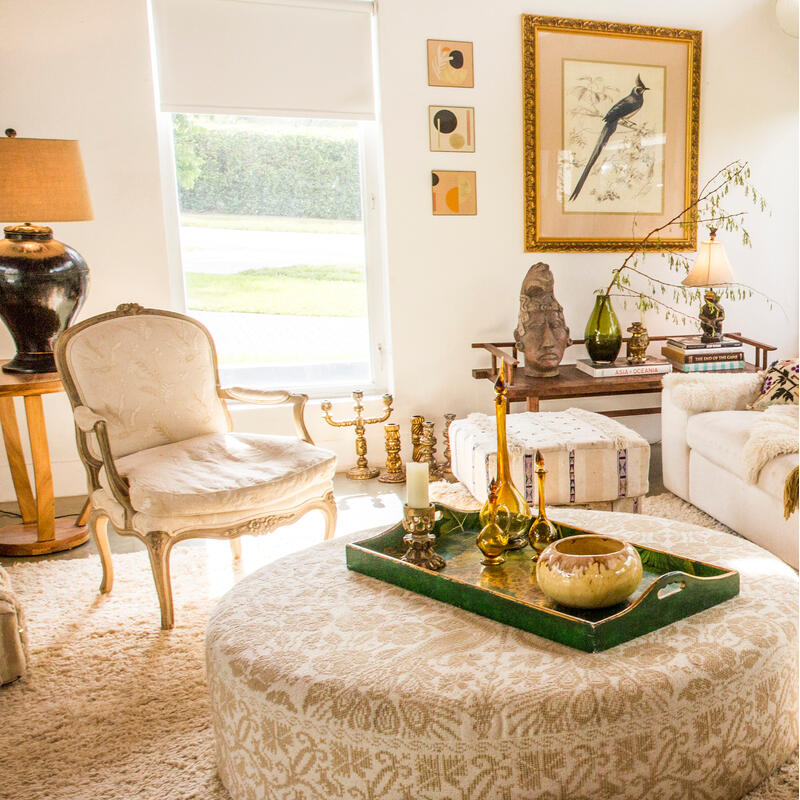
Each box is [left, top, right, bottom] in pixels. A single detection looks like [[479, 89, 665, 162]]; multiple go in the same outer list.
[[345, 506, 739, 652]]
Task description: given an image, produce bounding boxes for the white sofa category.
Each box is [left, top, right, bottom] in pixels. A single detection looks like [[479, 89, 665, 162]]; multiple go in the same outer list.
[[662, 372, 798, 569]]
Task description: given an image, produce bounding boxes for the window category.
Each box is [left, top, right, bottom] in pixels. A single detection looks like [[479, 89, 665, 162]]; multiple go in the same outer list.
[[168, 112, 385, 392]]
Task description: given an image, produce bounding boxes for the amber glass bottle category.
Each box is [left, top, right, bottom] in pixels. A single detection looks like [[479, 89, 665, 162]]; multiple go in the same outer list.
[[476, 480, 510, 565], [528, 449, 560, 560], [479, 361, 531, 549]]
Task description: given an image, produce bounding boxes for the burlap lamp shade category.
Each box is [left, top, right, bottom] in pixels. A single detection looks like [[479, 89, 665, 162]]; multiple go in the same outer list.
[[0, 131, 92, 373]]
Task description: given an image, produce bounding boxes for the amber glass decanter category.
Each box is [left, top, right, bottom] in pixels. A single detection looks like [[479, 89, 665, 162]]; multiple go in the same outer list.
[[476, 480, 510, 565], [528, 449, 560, 560], [479, 361, 531, 549]]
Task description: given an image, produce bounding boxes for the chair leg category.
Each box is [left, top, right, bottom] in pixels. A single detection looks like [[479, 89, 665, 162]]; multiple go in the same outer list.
[[145, 531, 175, 630], [89, 512, 113, 594], [229, 537, 242, 560], [323, 495, 338, 541]]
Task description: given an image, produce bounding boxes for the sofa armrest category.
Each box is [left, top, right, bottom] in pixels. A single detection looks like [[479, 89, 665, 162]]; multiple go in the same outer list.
[[661, 383, 694, 501], [661, 372, 764, 413]]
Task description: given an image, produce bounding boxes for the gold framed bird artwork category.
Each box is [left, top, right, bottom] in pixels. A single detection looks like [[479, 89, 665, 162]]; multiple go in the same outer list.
[[522, 15, 701, 252]]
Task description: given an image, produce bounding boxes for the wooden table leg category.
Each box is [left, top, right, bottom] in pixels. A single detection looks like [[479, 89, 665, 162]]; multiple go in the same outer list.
[[0, 395, 89, 557], [24, 395, 55, 541], [76, 498, 91, 527], [526, 396, 540, 412], [0, 397, 36, 524]]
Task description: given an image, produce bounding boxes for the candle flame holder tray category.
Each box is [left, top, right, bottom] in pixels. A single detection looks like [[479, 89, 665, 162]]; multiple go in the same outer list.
[[345, 506, 739, 652]]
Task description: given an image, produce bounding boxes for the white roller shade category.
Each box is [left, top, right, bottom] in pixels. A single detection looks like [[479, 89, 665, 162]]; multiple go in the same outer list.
[[152, 0, 375, 119]]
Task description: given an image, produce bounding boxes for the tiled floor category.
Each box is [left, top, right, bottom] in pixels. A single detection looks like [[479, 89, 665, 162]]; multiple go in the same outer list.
[[0, 443, 664, 573]]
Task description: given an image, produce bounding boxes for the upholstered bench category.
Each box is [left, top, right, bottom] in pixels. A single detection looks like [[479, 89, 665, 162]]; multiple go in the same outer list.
[[449, 409, 649, 510], [206, 509, 798, 800], [0, 565, 28, 685]]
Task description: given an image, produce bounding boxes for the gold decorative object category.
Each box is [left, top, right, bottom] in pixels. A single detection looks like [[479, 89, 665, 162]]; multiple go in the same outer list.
[[440, 413, 456, 481], [321, 391, 393, 480], [421, 421, 439, 480], [410, 415, 425, 462], [528, 449, 560, 560], [378, 424, 405, 484], [400, 504, 445, 571], [625, 321, 650, 364], [536, 534, 643, 608], [476, 480, 510, 566], [479, 360, 531, 550]]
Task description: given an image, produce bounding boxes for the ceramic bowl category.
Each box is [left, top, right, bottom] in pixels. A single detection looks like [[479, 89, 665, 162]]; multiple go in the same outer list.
[[536, 534, 643, 609]]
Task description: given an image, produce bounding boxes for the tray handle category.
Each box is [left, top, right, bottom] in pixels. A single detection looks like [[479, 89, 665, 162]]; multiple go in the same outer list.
[[634, 571, 693, 611]]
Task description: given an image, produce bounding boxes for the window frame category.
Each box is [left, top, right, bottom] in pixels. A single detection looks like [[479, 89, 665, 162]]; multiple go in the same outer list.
[[156, 113, 390, 399]]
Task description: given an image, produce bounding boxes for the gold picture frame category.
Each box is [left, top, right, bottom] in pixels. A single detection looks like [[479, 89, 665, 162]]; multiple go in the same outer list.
[[522, 15, 701, 252]]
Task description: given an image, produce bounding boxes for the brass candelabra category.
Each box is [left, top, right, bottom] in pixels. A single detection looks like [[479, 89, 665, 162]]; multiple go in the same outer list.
[[321, 391, 393, 480]]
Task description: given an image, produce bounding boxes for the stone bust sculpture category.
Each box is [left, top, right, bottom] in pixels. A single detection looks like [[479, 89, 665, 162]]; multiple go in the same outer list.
[[514, 263, 571, 378]]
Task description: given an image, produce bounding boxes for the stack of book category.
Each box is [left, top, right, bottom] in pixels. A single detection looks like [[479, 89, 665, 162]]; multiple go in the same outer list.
[[661, 336, 745, 372], [575, 357, 673, 378]]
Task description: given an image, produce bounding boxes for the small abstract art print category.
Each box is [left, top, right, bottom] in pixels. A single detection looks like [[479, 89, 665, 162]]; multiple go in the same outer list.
[[522, 15, 701, 252], [432, 171, 477, 216], [427, 40, 474, 87], [429, 106, 475, 152]]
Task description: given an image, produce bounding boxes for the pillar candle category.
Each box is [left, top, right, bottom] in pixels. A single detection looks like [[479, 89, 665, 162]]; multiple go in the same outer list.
[[406, 462, 429, 508]]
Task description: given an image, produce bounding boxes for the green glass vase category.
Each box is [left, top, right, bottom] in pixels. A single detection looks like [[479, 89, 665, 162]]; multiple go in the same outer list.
[[584, 295, 622, 364]]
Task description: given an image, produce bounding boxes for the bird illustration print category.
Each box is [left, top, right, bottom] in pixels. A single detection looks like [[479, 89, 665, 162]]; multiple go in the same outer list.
[[569, 74, 649, 202]]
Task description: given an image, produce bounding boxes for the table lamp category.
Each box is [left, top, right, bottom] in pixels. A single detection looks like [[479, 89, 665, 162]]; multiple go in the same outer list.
[[681, 226, 735, 343], [0, 129, 92, 373]]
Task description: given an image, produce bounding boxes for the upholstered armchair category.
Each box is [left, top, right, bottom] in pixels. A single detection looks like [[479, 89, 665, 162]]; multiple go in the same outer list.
[[54, 304, 337, 629]]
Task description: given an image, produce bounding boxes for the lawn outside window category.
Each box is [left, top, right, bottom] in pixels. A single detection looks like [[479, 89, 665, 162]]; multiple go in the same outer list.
[[162, 113, 388, 396]]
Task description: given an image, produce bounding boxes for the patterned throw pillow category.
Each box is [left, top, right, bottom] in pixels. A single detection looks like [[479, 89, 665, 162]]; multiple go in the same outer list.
[[750, 359, 799, 410]]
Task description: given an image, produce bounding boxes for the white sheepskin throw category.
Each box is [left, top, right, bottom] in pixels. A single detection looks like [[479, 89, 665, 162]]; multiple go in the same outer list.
[[663, 371, 764, 413], [743, 405, 799, 483]]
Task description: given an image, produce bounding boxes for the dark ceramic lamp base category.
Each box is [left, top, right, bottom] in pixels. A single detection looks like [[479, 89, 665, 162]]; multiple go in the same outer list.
[[3, 352, 57, 374], [0, 224, 88, 375]]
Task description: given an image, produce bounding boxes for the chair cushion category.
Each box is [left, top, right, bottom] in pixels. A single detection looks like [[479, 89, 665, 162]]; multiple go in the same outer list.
[[100, 433, 336, 517]]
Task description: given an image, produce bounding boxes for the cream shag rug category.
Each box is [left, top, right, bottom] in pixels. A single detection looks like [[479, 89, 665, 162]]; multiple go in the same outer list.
[[0, 493, 796, 800]]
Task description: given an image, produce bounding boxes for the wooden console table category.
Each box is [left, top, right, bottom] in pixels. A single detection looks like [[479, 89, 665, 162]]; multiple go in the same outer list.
[[472, 333, 776, 415], [0, 366, 89, 556]]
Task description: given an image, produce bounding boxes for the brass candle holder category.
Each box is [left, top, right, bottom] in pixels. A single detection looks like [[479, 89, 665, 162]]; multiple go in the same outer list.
[[440, 412, 456, 481], [400, 504, 445, 570], [420, 421, 439, 481], [378, 424, 405, 483], [410, 415, 425, 462], [321, 391, 393, 480]]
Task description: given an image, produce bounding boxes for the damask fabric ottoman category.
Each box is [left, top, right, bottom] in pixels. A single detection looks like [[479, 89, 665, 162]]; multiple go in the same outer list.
[[206, 509, 798, 800], [449, 409, 649, 510]]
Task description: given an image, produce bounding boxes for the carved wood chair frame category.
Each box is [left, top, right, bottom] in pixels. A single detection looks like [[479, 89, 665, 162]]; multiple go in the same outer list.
[[54, 303, 337, 629]]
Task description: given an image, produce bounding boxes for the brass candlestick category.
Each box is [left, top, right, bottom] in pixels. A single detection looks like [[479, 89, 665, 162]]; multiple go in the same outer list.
[[378, 424, 405, 483], [440, 413, 456, 481], [400, 504, 445, 570], [411, 415, 425, 461], [321, 391, 393, 480], [420, 421, 439, 481]]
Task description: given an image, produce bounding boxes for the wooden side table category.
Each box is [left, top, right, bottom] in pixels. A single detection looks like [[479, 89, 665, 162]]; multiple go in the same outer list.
[[0, 365, 89, 556], [472, 333, 776, 415]]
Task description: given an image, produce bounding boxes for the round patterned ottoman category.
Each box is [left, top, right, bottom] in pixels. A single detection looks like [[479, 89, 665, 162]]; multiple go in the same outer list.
[[206, 509, 798, 800]]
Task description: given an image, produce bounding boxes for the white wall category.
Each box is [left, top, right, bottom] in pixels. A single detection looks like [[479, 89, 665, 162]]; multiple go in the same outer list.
[[0, 0, 796, 501]]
